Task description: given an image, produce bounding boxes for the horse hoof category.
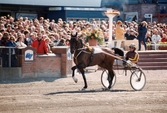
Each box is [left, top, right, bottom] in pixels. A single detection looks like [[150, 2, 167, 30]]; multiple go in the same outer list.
[[102, 88, 110, 91], [81, 88, 85, 91], [72, 77, 78, 83], [81, 86, 87, 91], [81, 87, 87, 91], [74, 79, 78, 83]]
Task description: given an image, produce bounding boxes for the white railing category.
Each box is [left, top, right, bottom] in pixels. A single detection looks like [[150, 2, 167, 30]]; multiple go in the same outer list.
[[146, 43, 167, 50]]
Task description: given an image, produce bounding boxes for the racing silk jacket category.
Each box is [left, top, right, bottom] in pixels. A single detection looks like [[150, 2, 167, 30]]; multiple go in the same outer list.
[[125, 51, 139, 64]]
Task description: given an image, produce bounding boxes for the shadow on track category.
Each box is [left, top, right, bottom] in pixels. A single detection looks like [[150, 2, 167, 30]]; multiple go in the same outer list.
[[44, 89, 134, 95]]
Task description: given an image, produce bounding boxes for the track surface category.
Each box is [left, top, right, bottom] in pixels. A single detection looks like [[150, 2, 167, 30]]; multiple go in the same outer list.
[[0, 70, 166, 113]]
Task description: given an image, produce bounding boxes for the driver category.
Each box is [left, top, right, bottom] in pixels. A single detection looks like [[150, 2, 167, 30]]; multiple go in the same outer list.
[[125, 43, 139, 67]]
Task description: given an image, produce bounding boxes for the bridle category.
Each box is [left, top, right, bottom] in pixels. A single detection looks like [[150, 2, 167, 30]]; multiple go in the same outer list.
[[70, 37, 84, 53], [70, 38, 91, 64]]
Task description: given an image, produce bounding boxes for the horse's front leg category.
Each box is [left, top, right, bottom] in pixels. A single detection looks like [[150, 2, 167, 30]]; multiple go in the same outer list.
[[78, 68, 87, 90], [71, 66, 78, 83]]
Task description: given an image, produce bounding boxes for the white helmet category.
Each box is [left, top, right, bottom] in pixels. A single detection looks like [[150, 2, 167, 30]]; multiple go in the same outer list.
[[129, 43, 136, 49]]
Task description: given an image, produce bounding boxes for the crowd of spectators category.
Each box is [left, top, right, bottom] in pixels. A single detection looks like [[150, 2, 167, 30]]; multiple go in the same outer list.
[[0, 15, 167, 53], [0, 15, 167, 67]]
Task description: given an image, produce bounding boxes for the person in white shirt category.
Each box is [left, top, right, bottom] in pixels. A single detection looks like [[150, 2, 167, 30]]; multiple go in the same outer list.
[[151, 30, 161, 50], [16, 35, 27, 48]]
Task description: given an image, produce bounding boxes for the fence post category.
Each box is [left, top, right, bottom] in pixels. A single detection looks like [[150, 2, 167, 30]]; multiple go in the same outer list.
[[9, 48, 11, 67]]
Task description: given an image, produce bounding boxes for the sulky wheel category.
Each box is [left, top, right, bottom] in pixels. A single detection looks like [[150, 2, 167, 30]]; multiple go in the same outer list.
[[130, 69, 146, 91], [101, 70, 116, 89]]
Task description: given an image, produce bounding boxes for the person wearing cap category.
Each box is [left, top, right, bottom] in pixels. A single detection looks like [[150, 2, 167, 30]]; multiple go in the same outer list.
[[114, 43, 139, 67], [125, 43, 139, 64]]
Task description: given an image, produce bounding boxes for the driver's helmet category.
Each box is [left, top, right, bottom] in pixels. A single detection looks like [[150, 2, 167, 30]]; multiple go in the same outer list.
[[129, 43, 136, 49]]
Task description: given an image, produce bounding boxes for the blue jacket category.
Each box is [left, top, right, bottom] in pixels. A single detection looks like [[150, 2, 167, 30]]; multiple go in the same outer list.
[[6, 41, 17, 47], [6, 41, 17, 55]]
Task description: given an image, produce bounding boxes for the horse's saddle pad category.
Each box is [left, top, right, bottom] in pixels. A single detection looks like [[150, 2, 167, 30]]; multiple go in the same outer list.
[[93, 47, 103, 54]]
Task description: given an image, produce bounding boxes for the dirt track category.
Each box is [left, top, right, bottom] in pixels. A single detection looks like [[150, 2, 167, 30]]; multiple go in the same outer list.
[[0, 70, 167, 113]]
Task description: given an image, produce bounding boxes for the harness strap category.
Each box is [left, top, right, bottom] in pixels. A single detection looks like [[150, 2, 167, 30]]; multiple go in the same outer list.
[[74, 51, 83, 64], [74, 48, 93, 66], [87, 48, 94, 66]]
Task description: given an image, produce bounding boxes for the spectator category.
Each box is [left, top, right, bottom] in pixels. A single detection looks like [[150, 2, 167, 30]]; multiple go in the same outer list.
[[6, 24, 12, 33], [163, 25, 167, 34], [49, 35, 57, 46], [0, 23, 5, 30], [0, 33, 2, 61], [137, 21, 147, 51], [103, 30, 109, 42], [44, 37, 52, 53], [0, 32, 9, 66], [57, 38, 66, 46], [39, 17, 44, 26], [29, 33, 36, 43], [6, 35, 17, 67], [10, 29, 16, 36], [161, 34, 167, 42], [1, 32, 9, 46], [0, 29, 5, 35], [16, 35, 27, 48], [0, 33, 2, 46], [145, 31, 152, 43], [31, 33, 48, 54], [24, 30, 32, 46], [65, 39, 70, 46], [125, 29, 138, 40], [151, 30, 161, 43], [53, 33, 60, 43], [132, 15, 137, 22], [160, 6, 167, 14], [9, 16, 15, 28], [115, 20, 126, 48], [0, 33, 2, 59], [151, 29, 161, 49]]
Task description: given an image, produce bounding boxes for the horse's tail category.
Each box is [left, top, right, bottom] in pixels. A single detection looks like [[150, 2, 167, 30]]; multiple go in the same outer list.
[[112, 47, 124, 56]]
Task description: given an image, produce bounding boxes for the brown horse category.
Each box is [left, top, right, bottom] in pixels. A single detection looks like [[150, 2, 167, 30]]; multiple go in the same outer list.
[[70, 36, 123, 90]]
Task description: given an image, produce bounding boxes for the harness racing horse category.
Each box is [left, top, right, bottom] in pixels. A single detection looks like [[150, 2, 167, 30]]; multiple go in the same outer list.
[[70, 36, 123, 90]]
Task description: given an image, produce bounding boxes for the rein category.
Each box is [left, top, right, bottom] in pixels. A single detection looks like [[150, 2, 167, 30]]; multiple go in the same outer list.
[[73, 48, 91, 65]]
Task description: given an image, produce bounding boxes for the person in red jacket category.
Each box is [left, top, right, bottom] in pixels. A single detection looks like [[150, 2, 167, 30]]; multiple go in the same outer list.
[[31, 33, 48, 54], [161, 34, 167, 42]]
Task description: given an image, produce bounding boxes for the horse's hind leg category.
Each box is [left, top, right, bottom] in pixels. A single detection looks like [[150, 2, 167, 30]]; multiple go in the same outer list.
[[108, 70, 114, 89], [78, 68, 87, 90], [71, 66, 78, 83]]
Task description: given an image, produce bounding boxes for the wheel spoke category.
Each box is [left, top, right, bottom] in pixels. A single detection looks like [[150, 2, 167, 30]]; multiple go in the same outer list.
[[130, 70, 146, 91]]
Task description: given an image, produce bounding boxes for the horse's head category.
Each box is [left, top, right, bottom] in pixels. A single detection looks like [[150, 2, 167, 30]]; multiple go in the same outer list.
[[70, 36, 84, 54]]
